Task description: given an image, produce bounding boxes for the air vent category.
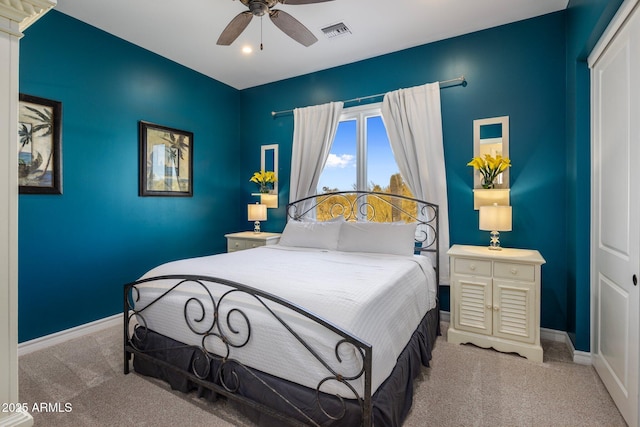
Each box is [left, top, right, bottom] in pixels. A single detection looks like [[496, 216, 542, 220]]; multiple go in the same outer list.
[[321, 22, 352, 39]]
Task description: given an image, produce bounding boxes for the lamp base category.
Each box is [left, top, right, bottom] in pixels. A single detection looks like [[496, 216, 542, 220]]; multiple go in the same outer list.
[[254, 221, 261, 233], [488, 230, 502, 250]]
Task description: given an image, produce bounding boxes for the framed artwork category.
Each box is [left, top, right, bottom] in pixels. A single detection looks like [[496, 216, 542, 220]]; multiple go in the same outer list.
[[18, 94, 62, 194], [139, 121, 193, 197]]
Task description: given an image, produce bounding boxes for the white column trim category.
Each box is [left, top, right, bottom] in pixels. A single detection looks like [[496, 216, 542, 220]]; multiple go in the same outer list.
[[0, 2, 55, 426], [0, 20, 29, 426], [0, 411, 34, 427], [0, 0, 56, 35]]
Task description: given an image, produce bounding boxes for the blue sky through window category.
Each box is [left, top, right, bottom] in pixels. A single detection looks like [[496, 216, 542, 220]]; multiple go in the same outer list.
[[317, 115, 399, 192], [366, 116, 397, 189]]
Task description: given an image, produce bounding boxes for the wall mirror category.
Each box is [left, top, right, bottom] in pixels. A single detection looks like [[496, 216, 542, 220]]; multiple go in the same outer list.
[[473, 116, 509, 189], [260, 144, 278, 208]]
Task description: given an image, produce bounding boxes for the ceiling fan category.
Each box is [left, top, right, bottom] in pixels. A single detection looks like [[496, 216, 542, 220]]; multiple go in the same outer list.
[[217, 0, 335, 48]]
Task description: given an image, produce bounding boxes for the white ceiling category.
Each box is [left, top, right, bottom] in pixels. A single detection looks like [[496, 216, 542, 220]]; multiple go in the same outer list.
[[55, 0, 569, 90]]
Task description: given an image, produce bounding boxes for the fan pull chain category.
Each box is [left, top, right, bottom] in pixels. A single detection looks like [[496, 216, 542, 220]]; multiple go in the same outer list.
[[260, 16, 264, 50]]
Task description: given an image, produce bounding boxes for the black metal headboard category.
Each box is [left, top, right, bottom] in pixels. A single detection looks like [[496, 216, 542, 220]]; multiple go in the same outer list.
[[286, 191, 439, 285]]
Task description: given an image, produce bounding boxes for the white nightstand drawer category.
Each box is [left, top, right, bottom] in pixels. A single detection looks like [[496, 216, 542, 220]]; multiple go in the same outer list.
[[227, 239, 246, 252], [245, 240, 266, 249], [225, 232, 281, 253], [494, 261, 535, 282], [454, 258, 492, 277]]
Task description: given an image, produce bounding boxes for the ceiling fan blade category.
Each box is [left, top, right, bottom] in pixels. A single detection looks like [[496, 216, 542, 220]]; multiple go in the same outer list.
[[277, 0, 335, 4], [269, 9, 318, 47], [217, 11, 253, 45]]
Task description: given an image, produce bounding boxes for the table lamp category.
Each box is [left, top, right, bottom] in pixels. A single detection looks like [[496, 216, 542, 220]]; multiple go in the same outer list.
[[479, 203, 512, 250], [248, 203, 267, 233]]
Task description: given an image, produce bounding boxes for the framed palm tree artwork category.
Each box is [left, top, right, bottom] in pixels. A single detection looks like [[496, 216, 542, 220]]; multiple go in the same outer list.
[[138, 121, 193, 197], [18, 94, 62, 194]]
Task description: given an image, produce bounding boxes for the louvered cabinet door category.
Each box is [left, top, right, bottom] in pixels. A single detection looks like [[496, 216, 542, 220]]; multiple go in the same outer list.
[[454, 276, 492, 335], [492, 279, 535, 343]]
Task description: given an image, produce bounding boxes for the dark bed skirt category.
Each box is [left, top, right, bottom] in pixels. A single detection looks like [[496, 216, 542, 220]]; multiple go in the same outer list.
[[131, 306, 439, 426]]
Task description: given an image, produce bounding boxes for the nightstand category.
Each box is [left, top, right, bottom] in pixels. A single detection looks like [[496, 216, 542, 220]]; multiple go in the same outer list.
[[447, 244, 546, 362], [225, 231, 281, 253]]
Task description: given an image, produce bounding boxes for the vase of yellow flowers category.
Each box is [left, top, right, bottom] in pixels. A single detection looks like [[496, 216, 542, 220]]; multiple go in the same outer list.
[[467, 154, 511, 189], [250, 170, 277, 193]]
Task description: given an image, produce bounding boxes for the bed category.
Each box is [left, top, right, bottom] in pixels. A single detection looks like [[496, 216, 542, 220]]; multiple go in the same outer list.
[[124, 191, 440, 426]]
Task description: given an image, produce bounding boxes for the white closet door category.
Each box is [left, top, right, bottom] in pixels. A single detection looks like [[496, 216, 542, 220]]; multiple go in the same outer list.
[[590, 2, 640, 426]]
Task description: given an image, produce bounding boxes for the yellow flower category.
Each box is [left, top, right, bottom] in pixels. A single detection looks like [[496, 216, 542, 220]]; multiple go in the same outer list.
[[249, 170, 277, 184], [467, 154, 511, 188], [250, 170, 277, 193], [498, 157, 511, 172], [467, 157, 484, 169]]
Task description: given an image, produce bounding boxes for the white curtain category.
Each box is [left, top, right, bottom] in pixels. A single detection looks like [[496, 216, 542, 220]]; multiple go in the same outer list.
[[289, 101, 343, 203], [381, 82, 450, 286]]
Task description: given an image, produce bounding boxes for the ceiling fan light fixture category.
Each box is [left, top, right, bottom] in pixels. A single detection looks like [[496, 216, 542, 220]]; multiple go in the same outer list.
[[218, 0, 334, 47], [249, 1, 269, 16]]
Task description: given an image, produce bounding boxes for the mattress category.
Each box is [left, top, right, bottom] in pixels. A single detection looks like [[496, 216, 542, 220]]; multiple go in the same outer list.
[[133, 245, 437, 397]]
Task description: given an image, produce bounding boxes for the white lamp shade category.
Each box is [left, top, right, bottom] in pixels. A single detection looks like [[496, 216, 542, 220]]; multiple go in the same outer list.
[[248, 203, 267, 221], [479, 204, 512, 231]]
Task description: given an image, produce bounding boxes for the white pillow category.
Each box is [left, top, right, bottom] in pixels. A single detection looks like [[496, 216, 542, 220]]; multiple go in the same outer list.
[[278, 218, 343, 250], [337, 221, 418, 256], [302, 215, 345, 223]]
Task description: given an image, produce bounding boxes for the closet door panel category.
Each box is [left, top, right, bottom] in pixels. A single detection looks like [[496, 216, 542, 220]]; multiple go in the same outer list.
[[590, 4, 640, 426]]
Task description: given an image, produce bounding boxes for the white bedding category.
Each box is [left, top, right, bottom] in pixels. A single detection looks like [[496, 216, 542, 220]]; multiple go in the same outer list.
[[134, 245, 437, 397]]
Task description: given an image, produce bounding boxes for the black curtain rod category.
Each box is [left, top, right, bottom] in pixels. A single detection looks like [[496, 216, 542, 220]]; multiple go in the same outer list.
[[271, 75, 466, 118]]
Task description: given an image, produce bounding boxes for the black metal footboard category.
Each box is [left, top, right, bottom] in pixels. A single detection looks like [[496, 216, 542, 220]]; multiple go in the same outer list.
[[123, 274, 373, 426]]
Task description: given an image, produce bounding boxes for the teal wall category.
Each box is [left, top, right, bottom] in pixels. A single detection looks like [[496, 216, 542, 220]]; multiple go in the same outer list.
[[240, 12, 569, 332], [18, 4, 625, 351], [18, 11, 243, 341], [564, 0, 625, 351]]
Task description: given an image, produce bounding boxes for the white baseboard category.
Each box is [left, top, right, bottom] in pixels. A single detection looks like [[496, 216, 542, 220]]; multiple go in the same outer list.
[[539, 327, 566, 342], [18, 313, 122, 357], [540, 327, 592, 365], [442, 311, 592, 365], [19, 310, 594, 366], [572, 350, 592, 365]]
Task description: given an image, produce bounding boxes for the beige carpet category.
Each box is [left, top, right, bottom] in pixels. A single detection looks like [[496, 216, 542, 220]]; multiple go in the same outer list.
[[18, 323, 627, 426]]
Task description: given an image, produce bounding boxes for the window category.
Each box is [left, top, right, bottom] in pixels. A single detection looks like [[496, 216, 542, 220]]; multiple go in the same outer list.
[[318, 104, 410, 195], [317, 104, 414, 222]]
